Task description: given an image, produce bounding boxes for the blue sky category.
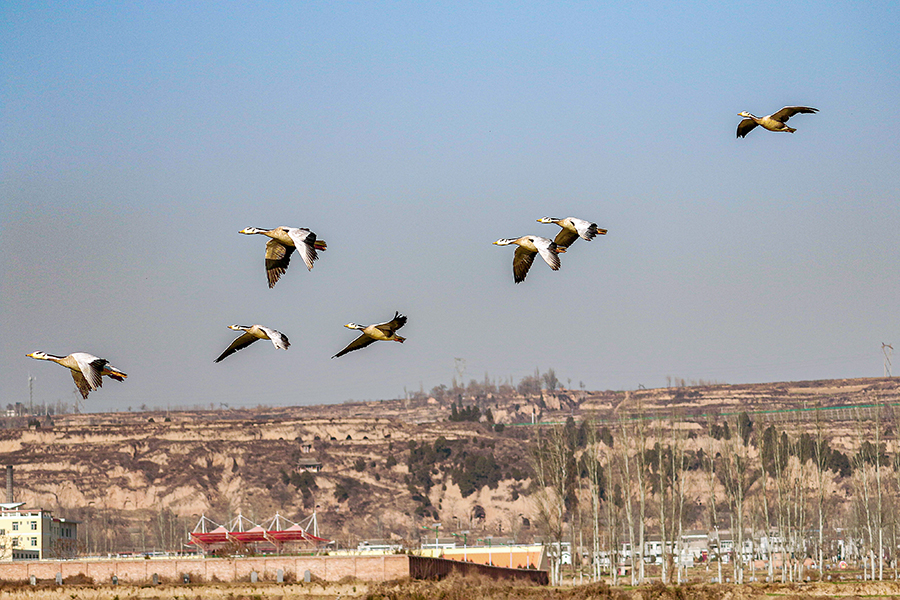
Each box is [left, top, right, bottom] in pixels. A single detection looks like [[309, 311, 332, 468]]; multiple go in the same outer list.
[[2, 2, 898, 411]]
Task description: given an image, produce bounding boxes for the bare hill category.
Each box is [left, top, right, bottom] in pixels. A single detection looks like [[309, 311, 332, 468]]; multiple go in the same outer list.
[[1, 376, 898, 552]]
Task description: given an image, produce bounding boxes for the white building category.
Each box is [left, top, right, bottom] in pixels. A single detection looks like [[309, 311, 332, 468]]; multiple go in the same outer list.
[[0, 502, 78, 561]]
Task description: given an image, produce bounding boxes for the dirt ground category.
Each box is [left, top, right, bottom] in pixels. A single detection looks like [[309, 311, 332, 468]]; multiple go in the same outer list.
[[5, 577, 900, 600]]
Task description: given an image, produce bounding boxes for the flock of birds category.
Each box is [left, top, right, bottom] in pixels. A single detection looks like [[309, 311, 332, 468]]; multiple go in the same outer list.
[[25, 106, 818, 400]]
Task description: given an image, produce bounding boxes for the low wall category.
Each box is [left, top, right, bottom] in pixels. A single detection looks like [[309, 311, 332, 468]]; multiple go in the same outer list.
[[0, 554, 408, 584], [409, 556, 549, 585], [0, 555, 548, 586]]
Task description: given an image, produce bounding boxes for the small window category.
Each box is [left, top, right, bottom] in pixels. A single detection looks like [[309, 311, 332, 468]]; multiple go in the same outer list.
[[30, 537, 38, 546], [30, 521, 38, 530], [12, 522, 19, 531]]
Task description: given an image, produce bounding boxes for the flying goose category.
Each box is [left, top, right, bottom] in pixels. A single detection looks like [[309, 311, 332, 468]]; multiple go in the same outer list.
[[736, 106, 818, 138], [332, 312, 407, 358], [214, 324, 290, 363], [26, 351, 127, 399], [537, 216, 607, 248], [493, 236, 565, 283], [239, 226, 327, 288]]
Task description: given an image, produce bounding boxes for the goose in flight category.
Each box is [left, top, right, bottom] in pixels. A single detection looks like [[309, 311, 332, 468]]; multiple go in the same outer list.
[[736, 106, 818, 138], [26, 351, 127, 399], [537, 217, 607, 248], [214, 324, 290, 363], [493, 236, 565, 283], [332, 312, 407, 358], [239, 226, 327, 288]]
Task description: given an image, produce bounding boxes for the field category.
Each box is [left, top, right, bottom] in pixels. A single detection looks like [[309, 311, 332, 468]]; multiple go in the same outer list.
[[6, 578, 900, 600]]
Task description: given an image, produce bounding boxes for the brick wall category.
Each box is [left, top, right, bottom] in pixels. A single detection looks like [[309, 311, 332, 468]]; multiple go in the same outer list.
[[0, 554, 536, 585], [0, 555, 410, 584]]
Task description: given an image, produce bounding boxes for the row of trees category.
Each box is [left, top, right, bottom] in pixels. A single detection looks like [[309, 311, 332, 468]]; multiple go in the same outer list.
[[424, 367, 573, 403], [529, 401, 898, 586]]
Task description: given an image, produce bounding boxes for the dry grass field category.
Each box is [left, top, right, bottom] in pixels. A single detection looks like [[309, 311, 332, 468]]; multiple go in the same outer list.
[[7, 578, 900, 600]]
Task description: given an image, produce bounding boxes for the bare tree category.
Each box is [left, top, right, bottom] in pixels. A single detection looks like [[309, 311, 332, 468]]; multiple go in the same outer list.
[[718, 412, 758, 584], [542, 368, 560, 392], [616, 413, 641, 584], [875, 398, 885, 581], [601, 436, 622, 585], [704, 417, 724, 583], [671, 414, 688, 584], [814, 405, 828, 581], [582, 416, 603, 582], [634, 408, 649, 583], [853, 403, 884, 581], [530, 424, 570, 585]]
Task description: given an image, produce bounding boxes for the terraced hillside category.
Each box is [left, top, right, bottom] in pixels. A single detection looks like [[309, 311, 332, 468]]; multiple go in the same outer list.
[[1, 376, 897, 553]]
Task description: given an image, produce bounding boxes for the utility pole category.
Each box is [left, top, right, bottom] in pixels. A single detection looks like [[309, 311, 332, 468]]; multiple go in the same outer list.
[[454, 358, 466, 389], [883, 343, 893, 377], [28, 376, 34, 415]]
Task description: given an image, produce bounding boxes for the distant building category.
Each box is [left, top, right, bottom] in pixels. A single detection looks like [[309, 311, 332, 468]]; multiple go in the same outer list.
[[297, 458, 323, 473], [680, 530, 710, 562], [420, 536, 458, 551], [358, 539, 403, 553], [0, 502, 78, 560]]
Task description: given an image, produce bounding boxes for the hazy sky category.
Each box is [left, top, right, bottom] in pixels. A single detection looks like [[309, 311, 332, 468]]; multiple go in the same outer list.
[[2, 2, 898, 412]]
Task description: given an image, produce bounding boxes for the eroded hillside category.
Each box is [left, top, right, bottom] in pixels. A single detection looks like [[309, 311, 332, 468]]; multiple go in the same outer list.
[[1, 376, 898, 553]]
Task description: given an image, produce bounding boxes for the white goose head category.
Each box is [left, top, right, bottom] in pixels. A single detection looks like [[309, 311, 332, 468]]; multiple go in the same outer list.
[[493, 238, 517, 246], [26, 351, 51, 360], [536, 217, 560, 224], [344, 323, 365, 330], [239, 227, 266, 235]]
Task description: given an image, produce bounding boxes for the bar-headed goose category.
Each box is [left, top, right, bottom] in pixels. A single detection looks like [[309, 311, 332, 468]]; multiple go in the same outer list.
[[493, 236, 565, 283], [332, 312, 407, 358], [239, 226, 327, 288], [215, 324, 290, 363], [537, 217, 607, 248], [26, 351, 127, 399], [737, 106, 818, 138]]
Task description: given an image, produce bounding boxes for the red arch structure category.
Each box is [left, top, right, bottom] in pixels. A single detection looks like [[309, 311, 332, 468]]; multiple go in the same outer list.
[[189, 512, 331, 554]]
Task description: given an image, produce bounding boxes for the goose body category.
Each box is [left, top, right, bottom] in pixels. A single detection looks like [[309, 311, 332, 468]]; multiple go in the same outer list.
[[26, 351, 127, 399], [239, 226, 327, 288], [215, 324, 290, 363], [493, 236, 565, 283], [332, 312, 407, 358], [537, 216, 607, 248], [737, 106, 818, 138]]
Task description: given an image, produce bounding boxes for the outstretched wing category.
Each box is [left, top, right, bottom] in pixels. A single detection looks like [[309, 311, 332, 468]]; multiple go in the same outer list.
[[572, 218, 604, 241], [74, 355, 106, 392], [214, 332, 259, 363], [772, 106, 818, 123], [534, 238, 562, 271], [259, 326, 290, 351], [375, 312, 407, 335], [287, 228, 320, 271], [70, 370, 92, 399], [736, 118, 758, 138], [332, 333, 377, 358], [512, 246, 537, 283], [552, 227, 580, 248], [264, 240, 295, 288]]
